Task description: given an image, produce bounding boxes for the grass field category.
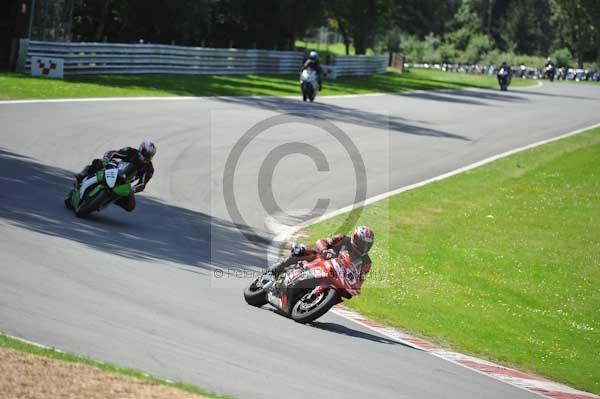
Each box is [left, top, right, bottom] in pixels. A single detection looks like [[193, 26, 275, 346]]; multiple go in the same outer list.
[[0, 334, 229, 399], [0, 68, 535, 100], [303, 128, 600, 394]]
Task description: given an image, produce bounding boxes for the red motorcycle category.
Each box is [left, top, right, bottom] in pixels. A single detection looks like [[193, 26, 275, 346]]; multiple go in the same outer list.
[[244, 251, 363, 323]]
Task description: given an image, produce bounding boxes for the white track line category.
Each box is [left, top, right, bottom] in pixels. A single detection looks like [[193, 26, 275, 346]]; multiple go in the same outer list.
[[271, 121, 600, 250], [1, 333, 57, 350]]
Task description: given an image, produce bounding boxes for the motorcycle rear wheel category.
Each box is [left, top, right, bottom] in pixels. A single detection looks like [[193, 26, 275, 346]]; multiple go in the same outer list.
[[291, 287, 340, 324]]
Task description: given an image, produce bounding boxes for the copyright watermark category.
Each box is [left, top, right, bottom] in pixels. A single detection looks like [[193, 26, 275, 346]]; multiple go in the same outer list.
[[208, 110, 393, 287], [222, 114, 367, 244]]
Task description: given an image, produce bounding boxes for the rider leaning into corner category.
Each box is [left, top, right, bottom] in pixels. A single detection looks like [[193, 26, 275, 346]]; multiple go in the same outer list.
[[65, 140, 156, 212], [302, 51, 324, 91], [269, 226, 374, 285]]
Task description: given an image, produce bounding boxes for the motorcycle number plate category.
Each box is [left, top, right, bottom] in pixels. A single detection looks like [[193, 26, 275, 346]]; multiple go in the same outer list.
[[105, 168, 118, 188]]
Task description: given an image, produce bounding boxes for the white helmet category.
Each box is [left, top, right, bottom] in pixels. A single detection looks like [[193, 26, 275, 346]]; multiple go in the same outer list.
[[309, 51, 318, 60], [351, 226, 374, 255], [139, 139, 156, 161]]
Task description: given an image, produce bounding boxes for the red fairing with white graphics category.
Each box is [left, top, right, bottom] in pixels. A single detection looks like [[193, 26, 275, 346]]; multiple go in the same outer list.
[[244, 249, 367, 324]]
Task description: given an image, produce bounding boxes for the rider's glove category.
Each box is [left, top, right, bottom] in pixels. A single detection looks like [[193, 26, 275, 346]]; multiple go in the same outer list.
[[322, 249, 336, 259]]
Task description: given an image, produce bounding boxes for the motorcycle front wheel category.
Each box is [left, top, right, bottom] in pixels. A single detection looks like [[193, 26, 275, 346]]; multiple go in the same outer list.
[[75, 190, 111, 218], [291, 287, 340, 324], [244, 274, 271, 307]]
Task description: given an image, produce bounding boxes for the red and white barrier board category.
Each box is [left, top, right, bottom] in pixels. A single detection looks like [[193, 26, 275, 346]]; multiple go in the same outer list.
[[31, 57, 64, 79]]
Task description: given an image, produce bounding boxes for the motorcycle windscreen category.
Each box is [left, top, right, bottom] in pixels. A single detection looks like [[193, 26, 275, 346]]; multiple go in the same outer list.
[[105, 168, 118, 188]]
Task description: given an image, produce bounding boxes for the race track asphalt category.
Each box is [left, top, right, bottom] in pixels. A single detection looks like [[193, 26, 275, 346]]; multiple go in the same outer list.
[[1, 82, 599, 399]]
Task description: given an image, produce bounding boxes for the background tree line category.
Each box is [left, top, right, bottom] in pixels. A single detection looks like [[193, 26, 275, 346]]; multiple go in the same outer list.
[[383, 0, 600, 68], [33, 0, 600, 67]]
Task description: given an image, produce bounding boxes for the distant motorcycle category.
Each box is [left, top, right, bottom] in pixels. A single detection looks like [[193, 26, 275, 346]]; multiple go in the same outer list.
[[497, 68, 510, 91], [67, 161, 136, 218], [300, 69, 318, 102], [544, 65, 556, 82], [244, 251, 362, 324]]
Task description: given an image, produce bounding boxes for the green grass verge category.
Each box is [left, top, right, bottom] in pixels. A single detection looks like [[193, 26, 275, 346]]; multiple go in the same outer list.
[[0, 333, 231, 399], [303, 128, 600, 394], [0, 68, 535, 100], [294, 40, 375, 56]]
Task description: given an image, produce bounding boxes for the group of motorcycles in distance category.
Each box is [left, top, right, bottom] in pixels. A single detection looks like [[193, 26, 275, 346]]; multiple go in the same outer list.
[[411, 63, 600, 83]]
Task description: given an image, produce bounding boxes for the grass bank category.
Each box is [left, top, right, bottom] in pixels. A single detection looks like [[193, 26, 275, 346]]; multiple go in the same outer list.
[[0, 334, 230, 399], [303, 128, 600, 394], [0, 68, 535, 100]]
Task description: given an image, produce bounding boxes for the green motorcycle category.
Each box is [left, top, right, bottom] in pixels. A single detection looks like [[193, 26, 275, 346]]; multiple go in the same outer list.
[[68, 161, 137, 218]]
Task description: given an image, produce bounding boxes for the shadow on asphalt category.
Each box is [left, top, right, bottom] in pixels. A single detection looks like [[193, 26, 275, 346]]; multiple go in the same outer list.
[[507, 87, 600, 101], [0, 148, 267, 271], [311, 321, 416, 348], [259, 305, 412, 347], [214, 96, 471, 141], [397, 88, 531, 105]]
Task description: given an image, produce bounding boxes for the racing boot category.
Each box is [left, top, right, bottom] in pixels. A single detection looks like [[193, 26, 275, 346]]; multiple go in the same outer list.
[[268, 243, 306, 276], [75, 159, 103, 183], [75, 165, 92, 184], [64, 190, 74, 210]]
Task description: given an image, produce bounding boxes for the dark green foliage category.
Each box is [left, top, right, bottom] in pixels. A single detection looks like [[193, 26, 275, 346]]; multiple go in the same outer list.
[[550, 0, 600, 67], [386, 0, 599, 65], [72, 0, 324, 50], [61, 0, 598, 64]]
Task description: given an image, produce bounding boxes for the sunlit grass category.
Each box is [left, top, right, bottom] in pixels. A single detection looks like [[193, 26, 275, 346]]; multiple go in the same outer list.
[[0, 68, 535, 100], [303, 128, 600, 395]]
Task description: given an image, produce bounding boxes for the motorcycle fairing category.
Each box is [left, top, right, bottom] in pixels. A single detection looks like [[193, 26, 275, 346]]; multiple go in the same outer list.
[[269, 260, 334, 313], [79, 175, 99, 199]]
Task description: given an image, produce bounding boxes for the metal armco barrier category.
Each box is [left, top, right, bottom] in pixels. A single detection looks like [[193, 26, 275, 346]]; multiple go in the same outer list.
[[332, 54, 389, 76], [20, 40, 388, 77]]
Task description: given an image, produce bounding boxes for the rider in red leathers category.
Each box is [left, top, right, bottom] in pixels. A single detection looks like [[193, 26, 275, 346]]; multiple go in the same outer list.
[[269, 226, 374, 284]]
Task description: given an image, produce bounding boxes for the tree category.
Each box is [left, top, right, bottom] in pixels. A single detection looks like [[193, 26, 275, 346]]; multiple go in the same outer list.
[[499, 0, 554, 55], [327, 0, 391, 55], [444, 0, 481, 51], [550, 0, 600, 67]]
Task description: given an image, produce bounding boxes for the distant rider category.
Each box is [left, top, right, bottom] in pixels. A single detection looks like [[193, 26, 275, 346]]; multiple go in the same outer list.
[[65, 140, 156, 212], [544, 57, 556, 80], [269, 226, 374, 284], [302, 51, 324, 91], [497, 60, 512, 85]]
